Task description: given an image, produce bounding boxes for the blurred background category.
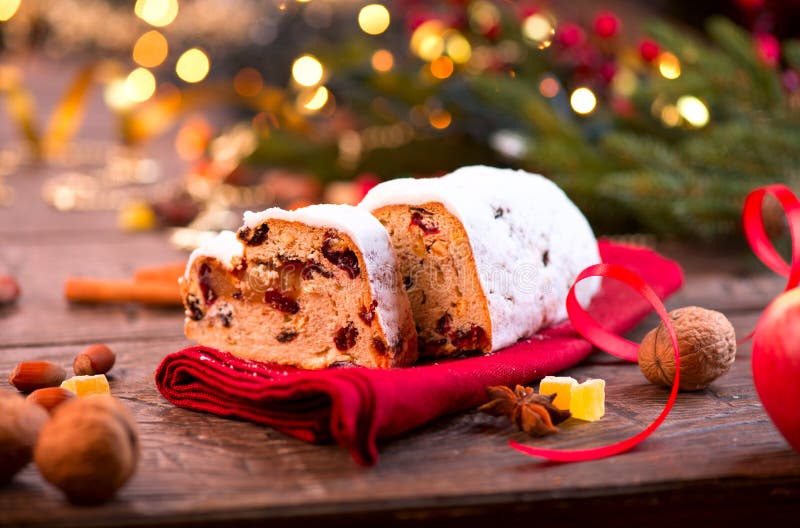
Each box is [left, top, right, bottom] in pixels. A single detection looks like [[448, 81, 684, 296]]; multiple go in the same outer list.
[[1, 0, 800, 248]]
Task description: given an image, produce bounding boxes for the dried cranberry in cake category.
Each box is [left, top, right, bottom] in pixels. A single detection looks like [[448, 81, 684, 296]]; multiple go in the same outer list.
[[359, 300, 378, 325], [275, 329, 298, 343], [198, 263, 217, 305], [300, 263, 333, 280], [372, 337, 388, 354], [238, 223, 270, 246], [436, 313, 452, 336], [264, 289, 300, 314], [450, 324, 489, 350], [409, 207, 439, 235], [321, 231, 360, 279], [186, 293, 204, 321], [334, 323, 359, 351]]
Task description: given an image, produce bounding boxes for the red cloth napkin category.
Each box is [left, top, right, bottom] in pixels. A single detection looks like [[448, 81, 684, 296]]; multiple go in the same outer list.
[[155, 241, 683, 465]]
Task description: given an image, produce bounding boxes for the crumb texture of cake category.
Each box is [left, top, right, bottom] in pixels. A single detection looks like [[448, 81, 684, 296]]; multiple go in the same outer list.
[[182, 205, 418, 369], [360, 165, 601, 356]]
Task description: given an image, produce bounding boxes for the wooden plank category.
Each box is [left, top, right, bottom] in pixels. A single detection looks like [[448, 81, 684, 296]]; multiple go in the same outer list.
[[0, 310, 797, 527]]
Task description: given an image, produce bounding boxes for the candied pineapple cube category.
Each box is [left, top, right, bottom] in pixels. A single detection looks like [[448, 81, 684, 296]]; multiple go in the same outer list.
[[61, 374, 111, 397], [569, 379, 606, 422], [539, 376, 578, 411]]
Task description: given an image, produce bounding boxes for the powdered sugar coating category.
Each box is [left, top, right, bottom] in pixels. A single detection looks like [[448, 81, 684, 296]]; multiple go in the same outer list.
[[359, 165, 601, 350], [242, 204, 404, 347], [184, 230, 244, 277]]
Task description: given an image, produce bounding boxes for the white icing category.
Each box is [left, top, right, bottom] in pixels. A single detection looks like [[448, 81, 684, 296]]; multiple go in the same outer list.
[[184, 230, 244, 277], [359, 165, 601, 350], [242, 204, 404, 346]]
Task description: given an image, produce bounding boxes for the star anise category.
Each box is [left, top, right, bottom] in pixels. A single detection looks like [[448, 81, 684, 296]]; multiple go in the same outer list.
[[478, 385, 571, 436]]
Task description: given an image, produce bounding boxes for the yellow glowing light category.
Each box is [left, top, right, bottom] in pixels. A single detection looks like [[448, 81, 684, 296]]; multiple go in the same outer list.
[[0, 0, 21, 22], [103, 79, 135, 111], [658, 52, 681, 80], [445, 33, 472, 64], [358, 4, 390, 36], [123, 68, 156, 103], [176, 48, 210, 83], [134, 0, 179, 28], [538, 76, 559, 98], [660, 105, 680, 127], [371, 49, 394, 72], [291, 54, 324, 87], [469, 1, 500, 35], [430, 56, 454, 80], [132, 30, 169, 68], [234, 67, 264, 97], [410, 20, 446, 61], [570, 87, 597, 115], [676, 95, 709, 127], [429, 109, 451, 129], [300, 85, 329, 112], [522, 14, 556, 49]]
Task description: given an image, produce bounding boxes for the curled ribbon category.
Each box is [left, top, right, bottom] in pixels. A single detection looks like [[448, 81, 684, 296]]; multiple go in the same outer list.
[[743, 184, 800, 294], [510, 263, 680, 462]]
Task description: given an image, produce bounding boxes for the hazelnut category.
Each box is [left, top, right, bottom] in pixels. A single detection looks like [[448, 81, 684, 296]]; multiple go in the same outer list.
[[73, 344, 116, 376], [34, 395, 139, 504], [26, 387, 76, 414], [0, 390, 49, 485], [638, 306, 736, 391], [9, 361, 67, 393]]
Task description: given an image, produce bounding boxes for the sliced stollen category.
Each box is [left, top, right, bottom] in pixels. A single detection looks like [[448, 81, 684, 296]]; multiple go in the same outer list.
[[359, 165, 601, 357], [181, 205, 418, 369]]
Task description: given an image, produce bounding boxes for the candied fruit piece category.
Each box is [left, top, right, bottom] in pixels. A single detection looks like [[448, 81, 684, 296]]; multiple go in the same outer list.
[[60, 374, 111, 397], [569, 378, 605, 422], [539, 376, 578, 411]]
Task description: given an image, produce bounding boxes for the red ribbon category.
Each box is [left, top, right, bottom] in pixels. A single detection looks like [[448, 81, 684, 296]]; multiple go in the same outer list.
[[743, 184, 800, 293], [510, 263, 680, 462]]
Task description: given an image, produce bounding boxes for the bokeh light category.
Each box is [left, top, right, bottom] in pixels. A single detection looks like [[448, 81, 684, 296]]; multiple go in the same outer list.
[[570, 87, 597, 115], [658, 52, 681, 79], [429, 109, 451, 129], [104, 79, 135, 111], [611, 67, 638, 97], [469, 1, 500, 36], [538, 76, 560, 98], [299, 85, 330, 112], [445, 33, 472, 64], [358, 4, 390, 36], [430, 56, 454, 80], [677, 95, 709, 127], [234, 67, 264, 97], [410, 20, 446, 61], [371, 49, 394, 72], [660, 105, 680, 127], [132, 30, 169, 68], [134, 0, 179, 27], [176, 48, 210, 83], [123, 68, 157, 103], [522, 14, 556, 49], [292, 54, 324, 87], [0, 0, 21, 22]]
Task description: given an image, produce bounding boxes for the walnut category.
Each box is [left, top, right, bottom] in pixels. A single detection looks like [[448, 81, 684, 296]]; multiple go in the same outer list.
[[0, 390, 49, 485], [34, 395, 139, 504], [638, 306, 736, 391]]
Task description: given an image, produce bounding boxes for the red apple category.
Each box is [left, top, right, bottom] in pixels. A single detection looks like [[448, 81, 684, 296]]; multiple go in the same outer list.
[[752, 288, 800, 451]]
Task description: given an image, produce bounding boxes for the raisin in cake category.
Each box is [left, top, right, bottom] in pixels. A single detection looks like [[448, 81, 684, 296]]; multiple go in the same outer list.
[[182, 205, 418, 369], [359, 165, 601, 357]]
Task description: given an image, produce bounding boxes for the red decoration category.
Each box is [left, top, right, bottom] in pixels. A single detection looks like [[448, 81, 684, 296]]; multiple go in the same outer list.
[[755, 33, 781, 67], [639, 39, 661, 62], [593, 11, 620, 39], [752, 289, 800, 452], [736, 0, 766, 11], [355, 173, 380, 201], [557, 22, 586, 48], [517, 2, 539, 20], [511, 262, 681, 462], [599, 61, 617, 83]]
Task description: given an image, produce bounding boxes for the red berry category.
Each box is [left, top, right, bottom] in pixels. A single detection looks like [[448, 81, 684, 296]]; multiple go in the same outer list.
[[755, 33, 780, 67], [557, 23, 585, 48], [593, 11, 620, 39], [639, 39, 661, 62]]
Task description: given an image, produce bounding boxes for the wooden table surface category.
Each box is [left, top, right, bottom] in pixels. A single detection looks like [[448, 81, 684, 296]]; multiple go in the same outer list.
[[2, 60, 800, 527]]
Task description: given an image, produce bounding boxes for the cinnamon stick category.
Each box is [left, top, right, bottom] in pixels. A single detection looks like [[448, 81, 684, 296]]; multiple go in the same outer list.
[[64, 277, 182, 306], [133, 261, 187, 284]]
